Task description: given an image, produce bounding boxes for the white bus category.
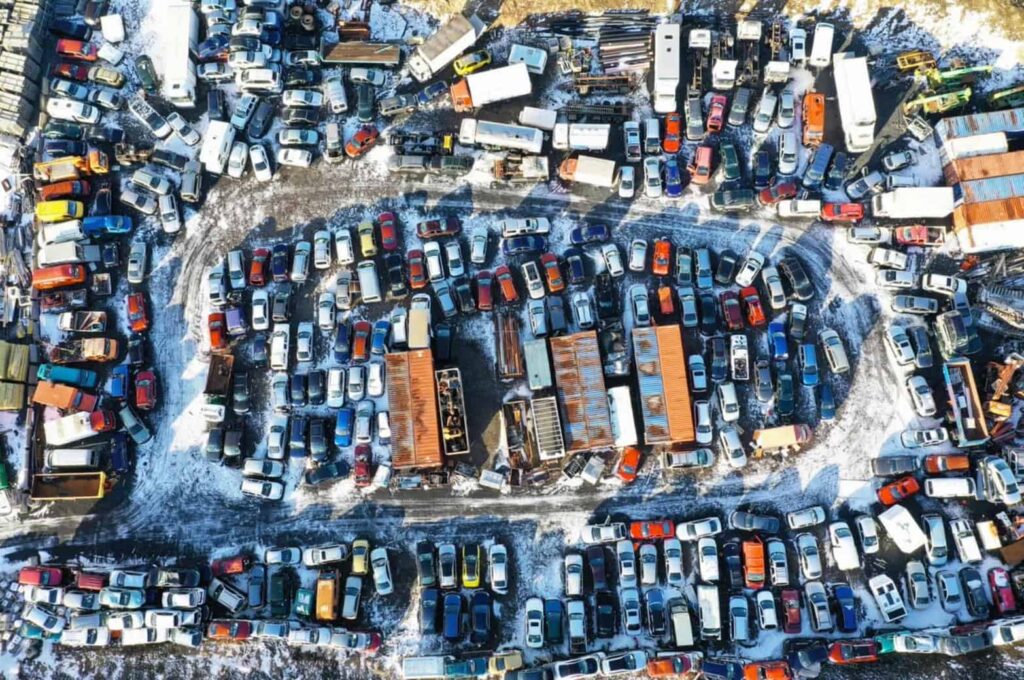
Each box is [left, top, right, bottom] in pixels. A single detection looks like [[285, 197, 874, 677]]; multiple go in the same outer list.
[[458, 119, 544, 154], [653, 23, 681, 113], [808, 22, 835, 68]]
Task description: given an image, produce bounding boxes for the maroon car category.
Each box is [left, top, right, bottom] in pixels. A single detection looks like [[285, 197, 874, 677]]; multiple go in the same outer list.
[[378, 212, 399, 251], [354, 444, 372, 487], [211, 555, 252, 577], [249, 248, 269, 286], [757, 181, 798, 206], [475, 270, 494, 311], [415, 216, 461, 239], [719, 290, 743, 331], [780, 588, 801, 634], [990, 567, 1018, 615]]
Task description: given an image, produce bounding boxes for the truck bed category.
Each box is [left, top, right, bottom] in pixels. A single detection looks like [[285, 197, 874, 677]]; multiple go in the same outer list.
[[30, 472, 106, 500]]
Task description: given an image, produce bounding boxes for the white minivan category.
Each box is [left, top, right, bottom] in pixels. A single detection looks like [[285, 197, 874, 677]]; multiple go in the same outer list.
[[717, 382, 740, 423], [697, 584, 721, 640], [46, 448, 100, 469], [808, 22, 835, 68], [357, 261, 382, 303], [924, 477, 977, 499]]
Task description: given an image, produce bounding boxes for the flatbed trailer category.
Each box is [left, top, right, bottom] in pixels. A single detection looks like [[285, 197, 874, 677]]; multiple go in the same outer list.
[[47, 338, 119, 364], [435, 368, 469, 457]]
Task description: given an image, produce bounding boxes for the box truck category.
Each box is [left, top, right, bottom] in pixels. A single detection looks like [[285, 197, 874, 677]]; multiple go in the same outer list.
[[450, 63, 533, 112], [557, 155, 617, 189], [871, 187, 955, 219], [406, 14, 487, 82], [458, 119, 544, 154]]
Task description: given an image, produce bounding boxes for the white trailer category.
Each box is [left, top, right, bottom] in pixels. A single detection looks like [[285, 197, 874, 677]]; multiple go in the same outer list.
[[833, 53, 877, 153], [871, 188, 954, 219], [552, 122, 611, 151], [607, 386, 638, 447], [519, 106, 557, 131], [44, 412, 99, 447], [407, 14, 487, 83], [509, 44, 548, 74], [200, 120, 236, 175], [451, 63, 532, 111], [557, 155, 617, 189], [159, 1, 199, 108], [653, 23, 681, 114], [458, 119, 544, 154]]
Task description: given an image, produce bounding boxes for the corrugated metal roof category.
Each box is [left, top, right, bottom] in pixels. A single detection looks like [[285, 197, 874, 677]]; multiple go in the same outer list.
[[944, 150, 1024, 184], [631, 326, 695, 444], [531, 396, 565, 461], [386, 350, 443, 469], [936, 108, 1024, 142], [959, 174, 1024, 203], [550, 332, 613, 451]]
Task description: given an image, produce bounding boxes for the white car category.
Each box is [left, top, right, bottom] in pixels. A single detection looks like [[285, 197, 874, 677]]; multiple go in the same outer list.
[[989, 621, 1024, 646], [805, 581, 833, 632], [753, 88, 778, 133], [761, 266, 787, 310], [488, 544, 508, 595], [249, 144, 273, 181], [638, 543, 658, 586], [24, 607, 66, 635], [125, 242, 147, 284], [906, 375, 936, 416], [868, 247, 909, 270], [303, 545, 349, 567], [333, 227, 354, 265], [630, 284, 650, 326], [26, 586, 64, 605], [766, 539, 789, 587], [786, 506, 826, 530], [828, 522, 860, 571], [855, 515, 880, 554], [618, 165, 635, 198], [424, 241, 445, 282], [105, 610, 144, 630], [326, 367, 346, 408], [620, 588, 642, 634], [734, 251, 766, 287], [755, 590, 778, 630], [628, 239, 648, 272], [158, 194, 180, 234], [886, 325, 916, 366], [367, 361, 385, 398], [313, 230, 331, 269], [615, 539, 637, 588], [370, 547, 393, 595], [288, 626, 333, 646], [161, 588, 206, 608], [145, 609, 199, 629], [657, 539, 682, 587], [564, 553, 584, 596], [316, 292, 335, 330], [601, 243, 624, 277], [581, 522, 627, 544], [283, 89, 324, 108], [226, 141, 248, 178], [689, 354, 708, 391], [291, 241, 311, 282], [796, 533, 823, 580], [571, 291, 595, 330], [904, 560, 931, 609], [241, 478, 284, 500], [251, 290, 270, 330], [349, 67, 386, 86], [922, 274, 965, 297], [697, 537, 719, 582], [347, 365, 365, 401], [444, 240, 464, 277], [166, 112, 201, 146], [296, 321, 314, 362], [643, 157, 662, 198], [876, 269, 916, 290], [60, 627, 111, 647], [694, 400, 713, 445], [524, 597, 545, 648], [277, 147, 313, 168], [901, 427, 948, 448], [46, 97, 100, 124], [676, 517, 722, 540], [243, 458, 284, 479]]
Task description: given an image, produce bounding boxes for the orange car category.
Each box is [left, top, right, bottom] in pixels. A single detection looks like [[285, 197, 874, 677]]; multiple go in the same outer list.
[[495, 265, 518, 303], [877, 475, 920, 505], [744, 660, 794, 680], [648, 654, 698, 677], [208, 312, 227, 351], [740, 286, 766, 327], [207, 620, 253, 641], [126, 292, 149, 333], [742, 538, 766, 590], [652, 239, 671, 276], [662, 112, 682, 154], [345, 126, 379, 158], [923, 454, 970, 473], [629, 519, 675, 540], [657, 286, 674, 315], [615, 446, 641, 482], [688, 145, 714, 184], [540, 253, 565, 293]]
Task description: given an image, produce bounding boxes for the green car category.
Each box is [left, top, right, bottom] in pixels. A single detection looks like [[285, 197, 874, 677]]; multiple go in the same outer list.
[[874, 631, 903, 654], [720, 141, 742, 182], [292, 587, 314, 618], [134, 55, 158, 93], [269, 571, 294, 618]]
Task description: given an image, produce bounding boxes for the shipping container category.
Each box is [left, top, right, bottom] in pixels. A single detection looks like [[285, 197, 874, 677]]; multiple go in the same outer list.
[[943, 149, 1024, 184], [631, 325, 695, 445], [940, 132, 1010, 165], [957, 173, 1024, 204], [531, 396, 565, 462], [953, 196, 1024, 253], [935, 107, 1024, 142], [385, 351, 443, 469], [523, 338, 552, 391], [549, 332, 613, 451], [751, 425, 813, 451]]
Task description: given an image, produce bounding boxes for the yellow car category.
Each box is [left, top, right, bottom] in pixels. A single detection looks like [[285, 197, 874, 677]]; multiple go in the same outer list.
[[351, 539, 370, 575], [461, 543, 482, 588], [453, 50, 491, 76]]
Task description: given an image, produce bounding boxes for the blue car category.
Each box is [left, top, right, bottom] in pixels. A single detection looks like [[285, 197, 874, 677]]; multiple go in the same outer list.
[[106, 364, 129, 399], [564, 247, 587, 285], [417, 81, 449, 107], [799, 343, 819, 387], [700, 659, 744, 680], [334, 407, 354, 447], [832, 583, 857, 632], [442, 592, 463, 642], [820, 380, 836, 421], [43, 139, 87, 157], [109, 432, 130, 474], [333, 323, 351, 363], [271, 244, 289, 282], [82, 215, 132, 236], [370, 319, 390, 355], [768, 322, 789, 361], [569, 224, 610, 245], [663, 158, 684, 198], [502, 235, 547, 256]]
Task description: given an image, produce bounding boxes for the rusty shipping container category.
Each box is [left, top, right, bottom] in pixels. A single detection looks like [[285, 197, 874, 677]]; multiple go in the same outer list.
[[957, 173, 1024, 204], [935, 107, 1024, 141], [385, 350, 443, 469], [549, 332, 613, 452], [944, 150, 1024, 184], [632, 325, 695, 445], [953, 196, 1024, 253]]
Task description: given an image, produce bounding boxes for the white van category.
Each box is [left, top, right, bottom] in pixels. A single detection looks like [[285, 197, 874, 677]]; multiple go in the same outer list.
[[37, 220, 84, 246], [46, 448, 101, 469], [270, 324, 290, 371], [717, 382, 739, 422], [357, 261, 382, 303], [924, 477, 977, 499], [922, 514, 948, 565], [808, 23, 835, 68], [777, 199, 821, 218], [236, 66, 283, 93], [644, 118, 660, 154], [499, 218, 551, 236], [669, 597, 695, 647], [697, 584, 721, 640], [519, 106, 557, 131]]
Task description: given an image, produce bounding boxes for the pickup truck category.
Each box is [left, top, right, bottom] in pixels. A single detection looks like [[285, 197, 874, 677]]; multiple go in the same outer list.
[[37, 363, 99, 389], [57, 311, 107, 333]]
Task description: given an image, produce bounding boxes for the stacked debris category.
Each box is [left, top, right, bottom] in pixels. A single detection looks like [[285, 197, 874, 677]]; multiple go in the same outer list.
[[533, 11, 655, 75]]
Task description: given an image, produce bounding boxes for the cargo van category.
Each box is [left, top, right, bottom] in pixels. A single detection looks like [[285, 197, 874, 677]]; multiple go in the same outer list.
[[46, 448, 101, 469], [37, 220, 84, 246], [808, 22, 835, 68], [357, 261, 382, 303], [315, 571, 339, 621], [519, 106, 557, 131], [697, 584, 721, 640], [644, 118, 660, 154], [402, 656, 454, 680], [924, 477, 977, 499], [35, 200, 85, 223], [669, 597, 695, 647], [38, 241, 101, 267], [408, 294, 432, 349], [32, 264, 87, 290], [777, 199, 822, 218], [802, 92, 825, 146]]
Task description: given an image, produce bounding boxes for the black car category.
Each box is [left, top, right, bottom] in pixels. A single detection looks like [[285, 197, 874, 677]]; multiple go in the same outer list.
[[207, 90, 226, 121], [594, 589, 617, 638], [385, 253, 407, 297], [307, 370, 325, 406], [283, 67, 319, 88], [710, 335, 728, 381], [357, 83, 374, 124], [251, 333, 268, 367], [543, 599, 564, 644], [594, 273, 619, 320], [779, 254, 814, 301], [645, 589, 667, 636], [206, 427, 224, 462], [730, 510, 781, 533], [86, 125, 124, 144], [247, 99, 275, 140], [151, 149, 189, 172], [305, 460, 349, 485], [127, 335, 146, 366], [776, 373, 795, 417], [288, 415, 307, 455], [283, 32, 318, 51], [83, 0, 108, 27], [42, 121, 84, 140], [232, 371, 250, 415], [43, 139, 87, 157], [715, 249, 738, 285], [268, 570, 293, 617], [434, 322, 453, 362], [109, 431, 129, 474], [289, 373, 307, 407], [564, 247, 587, 285], [283, 107, 319, 126], [90, 186, 112, 216], [959, 567, 990, 618], [869, 455, 920, 477], [470, 590, 492, 644], [333, 323, 351, 363], [50, 18, 92, 40], [101, 243, 119, 269], [825, 151, 848, 192], [547, 296, 568, 335], [416, 541, 437, 587], [586, 545, 608, 590], [452, 277, 474, 315], [228, 36, 261, 53], [753, 150, 773, 191], [722, 540, 744, 591], [420, 587, 440, 634], [309, 417, 327, 461], [699, 293, 718, 335]]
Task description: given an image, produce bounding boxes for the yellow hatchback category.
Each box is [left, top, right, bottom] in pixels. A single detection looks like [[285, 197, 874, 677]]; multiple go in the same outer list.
[[461, 543, 482, 588], [453, 50, 491, 76], [351, 539, 370, 575]]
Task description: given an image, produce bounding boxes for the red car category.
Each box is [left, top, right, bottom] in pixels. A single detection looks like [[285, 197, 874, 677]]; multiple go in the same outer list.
[[740, 287, 766, 327], [706, 95, 727, 133], [207, 620, 253, 641], [828, 640, 878, 665], [495, 264, 518, 303], [989, 567, 1018, 615], [352, 320, 372, 362], [688, 145, 714, 184], [344, 126, 379, 158], [615, 447, 641, 483], [720, 290, 743, 331], [629, 519, 675, 540], [208, 312, 227, 350], [877, 475, 920, 506], [662, 112, 682, 154], [416, 216, 461, 239], [56, 38, 98, 61], [540, 253, 564, 293], [895, 225, 945, 246], [821, 202, 864, 223], [378, 212, 398, 251], [743, 661, 793, 680], [92, 409, 117, 433], [126, 292, 148, 332], [18, 566, 63, 587], [652, 239, 671, 276], [134, 369, 157, 411], [51, 62, 90, 81], [211, 555, 251, 577], [354, 444, 372, 487], [475, 271, 493, 311], [780, 589, 801, 634], [757, 181, 798, 206], [407, 249, 427, 289], [249, 247, 269, 286]]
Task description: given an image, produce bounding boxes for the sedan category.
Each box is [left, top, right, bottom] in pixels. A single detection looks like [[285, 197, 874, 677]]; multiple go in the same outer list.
[[524, 597, 545, 648], [796, 533, 822, 580], [906, 375, 937, 416], [676, 517, 722, 540]]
